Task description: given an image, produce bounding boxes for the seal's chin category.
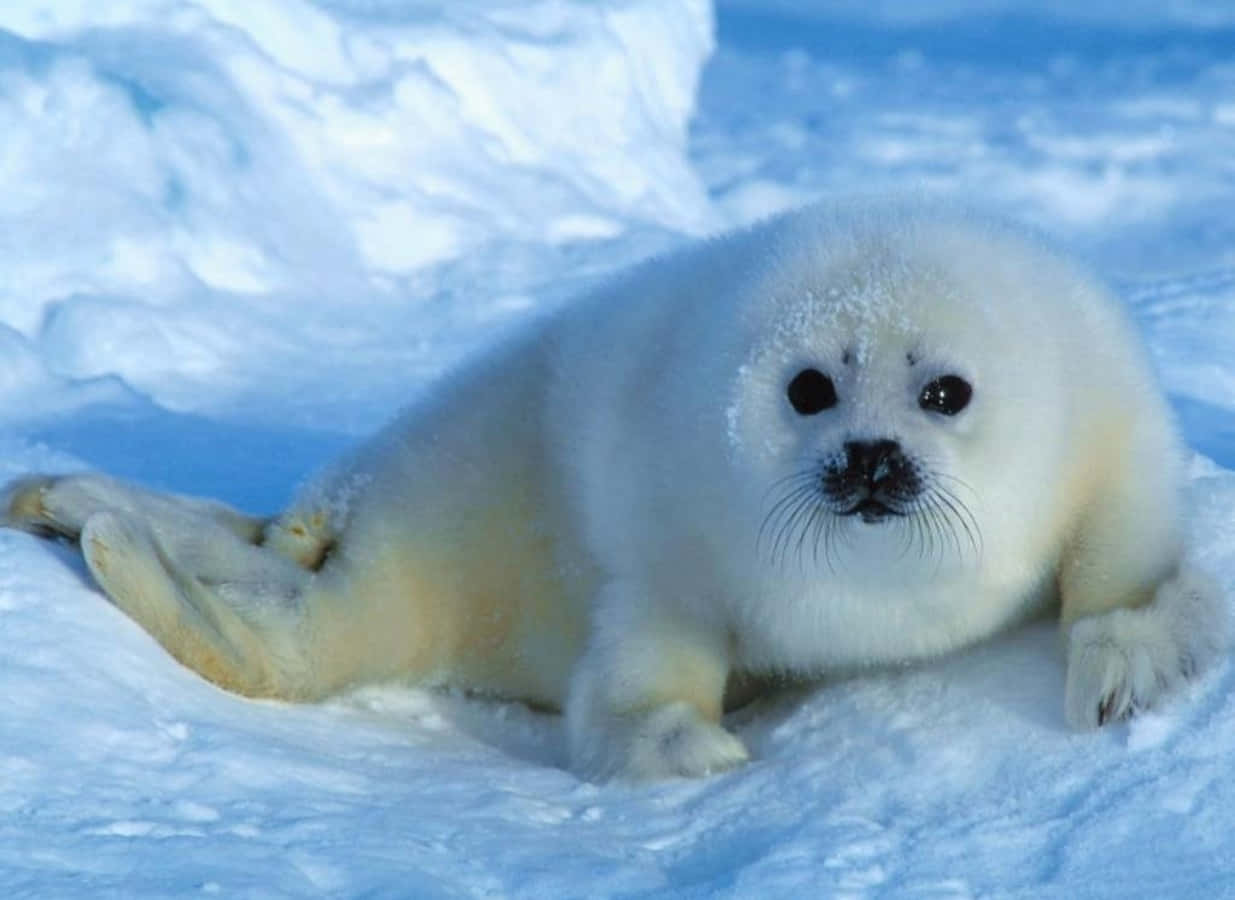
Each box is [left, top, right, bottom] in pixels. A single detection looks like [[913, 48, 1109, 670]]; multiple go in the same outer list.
[[842, 498, 903, 524]]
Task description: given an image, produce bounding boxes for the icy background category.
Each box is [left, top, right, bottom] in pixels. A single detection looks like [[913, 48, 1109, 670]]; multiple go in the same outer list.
[[2, 1, 1234, 896]]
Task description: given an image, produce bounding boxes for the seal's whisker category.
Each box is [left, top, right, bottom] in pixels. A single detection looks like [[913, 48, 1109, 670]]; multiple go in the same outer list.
[[917, 493, 938, 563], [758, 475, 817, 551], [798, 500, 826, 571], [766, 484, 819, 567], [934, 482, 982, 557], [921, 493, 945, 564], [918, 491, 951, 562], [810, 500, 830, 570], [759, 458, 985, 573]]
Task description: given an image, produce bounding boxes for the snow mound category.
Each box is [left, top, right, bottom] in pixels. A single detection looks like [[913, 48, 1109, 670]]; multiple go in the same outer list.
[[0, 0, 713, 424]]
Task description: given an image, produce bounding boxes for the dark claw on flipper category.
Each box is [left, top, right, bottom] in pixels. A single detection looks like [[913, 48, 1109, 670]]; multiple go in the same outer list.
[[1097, 695, 1115, 727]]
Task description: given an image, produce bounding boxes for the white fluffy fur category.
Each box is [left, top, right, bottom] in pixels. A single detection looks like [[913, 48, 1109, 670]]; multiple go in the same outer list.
[[3, 200, 1226, 780]]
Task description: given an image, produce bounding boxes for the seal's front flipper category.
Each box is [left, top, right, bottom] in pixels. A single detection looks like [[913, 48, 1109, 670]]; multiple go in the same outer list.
[[1064, 566, 1228, 728], [566, 580, 749, 781]]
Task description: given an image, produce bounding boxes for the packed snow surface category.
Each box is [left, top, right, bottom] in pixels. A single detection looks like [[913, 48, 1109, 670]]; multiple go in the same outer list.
[[2, 1, 1234, 896]]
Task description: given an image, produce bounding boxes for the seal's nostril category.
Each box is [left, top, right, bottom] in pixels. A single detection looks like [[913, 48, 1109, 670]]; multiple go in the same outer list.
[[843, 440, 903, 486]]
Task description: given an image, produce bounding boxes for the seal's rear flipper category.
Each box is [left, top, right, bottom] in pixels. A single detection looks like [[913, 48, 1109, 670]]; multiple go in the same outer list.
[[2, 473, 316, 698], [3, 474, 267, 544], [80, 509, 314, 698], [82, 511, 251, 691]]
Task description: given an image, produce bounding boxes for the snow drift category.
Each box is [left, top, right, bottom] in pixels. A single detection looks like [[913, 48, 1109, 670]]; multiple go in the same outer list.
[[0, 0, 713, 426]]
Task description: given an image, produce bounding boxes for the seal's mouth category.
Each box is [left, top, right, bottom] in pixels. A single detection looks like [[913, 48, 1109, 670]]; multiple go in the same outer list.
[[823, 439, 918, 526], [841, 498, 903, 524], [761, 444, 982, 564]]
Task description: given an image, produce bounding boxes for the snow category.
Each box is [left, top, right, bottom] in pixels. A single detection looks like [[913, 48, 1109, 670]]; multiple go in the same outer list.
[[2, 1, 1234, 896], [0, 0, 713, 432]]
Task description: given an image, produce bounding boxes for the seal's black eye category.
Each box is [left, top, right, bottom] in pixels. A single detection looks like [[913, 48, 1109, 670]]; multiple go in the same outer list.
[[919, 375, 972, 416], [787, 368, 837, 415]]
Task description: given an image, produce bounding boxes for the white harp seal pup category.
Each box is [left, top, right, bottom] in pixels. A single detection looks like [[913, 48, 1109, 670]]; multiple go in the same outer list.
[[3, 200, 1227, 781]]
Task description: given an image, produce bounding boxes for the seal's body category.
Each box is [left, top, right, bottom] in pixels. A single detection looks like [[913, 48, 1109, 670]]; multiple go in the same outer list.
[[5, 201, 1225, 780]]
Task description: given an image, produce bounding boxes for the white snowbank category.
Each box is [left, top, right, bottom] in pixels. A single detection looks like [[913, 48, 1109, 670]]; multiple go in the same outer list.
[[0, 0, 713, 426]]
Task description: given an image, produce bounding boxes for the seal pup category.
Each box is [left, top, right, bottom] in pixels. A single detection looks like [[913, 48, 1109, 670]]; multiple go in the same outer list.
[[3, 200, 1226, 781]]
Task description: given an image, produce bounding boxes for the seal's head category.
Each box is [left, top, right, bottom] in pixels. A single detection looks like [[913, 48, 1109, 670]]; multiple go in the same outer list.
[[750, 340, 983, 571], [725, 205, 1066, 576]]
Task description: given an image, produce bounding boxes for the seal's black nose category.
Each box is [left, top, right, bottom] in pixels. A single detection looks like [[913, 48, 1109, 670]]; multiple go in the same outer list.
[[843, 439, 905, 490]]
